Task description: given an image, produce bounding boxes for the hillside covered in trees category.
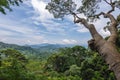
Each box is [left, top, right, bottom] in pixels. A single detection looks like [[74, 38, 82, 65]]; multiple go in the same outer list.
[[1, 31, 120, 80], [1, 32, 120, 80], [1, 0, 120, 80]]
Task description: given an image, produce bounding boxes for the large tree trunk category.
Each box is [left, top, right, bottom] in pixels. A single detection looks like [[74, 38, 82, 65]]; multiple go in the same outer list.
[[73, 10, 120, 79], [87, 23, 120, 80], [88, 38, 120, 80], [99, 42, 120, 80]]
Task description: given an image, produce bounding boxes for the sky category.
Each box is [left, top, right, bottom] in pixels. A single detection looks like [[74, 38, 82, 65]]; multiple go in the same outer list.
[[0, 0, 118, 46]]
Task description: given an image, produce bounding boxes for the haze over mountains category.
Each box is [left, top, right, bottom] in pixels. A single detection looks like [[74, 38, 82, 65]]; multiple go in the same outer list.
[[0, 42, 79, 56]]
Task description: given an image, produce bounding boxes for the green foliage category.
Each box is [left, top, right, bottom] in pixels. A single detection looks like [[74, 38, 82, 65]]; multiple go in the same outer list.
[[0, 42, 62, 60], [46, 0, 120, 21], [79, 52, 115, 80], [0, 49, 35, 80], [45, 46, 87, 72], [45, 54, 70, 72], [77, 0, 101, 17], [0, 44, 118, 80], [45, 46, 116, 80], [46, 0, 76, 18], [0, 0, 23, 14], [1, 48, 28, 63], [65, 65, 81, 76]]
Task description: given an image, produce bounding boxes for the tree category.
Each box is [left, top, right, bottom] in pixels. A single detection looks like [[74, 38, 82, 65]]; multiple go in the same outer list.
[[0, 49, 35, 80], [45, 46, 116, 79], [45, 46, 87, 72], [0, 0, 23, 14], [46, 0, 120, 79]]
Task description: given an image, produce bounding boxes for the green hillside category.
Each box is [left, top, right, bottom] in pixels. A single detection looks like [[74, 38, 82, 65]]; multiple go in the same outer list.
[[0, 45, 116, 80], [0, 42, 72, 59]]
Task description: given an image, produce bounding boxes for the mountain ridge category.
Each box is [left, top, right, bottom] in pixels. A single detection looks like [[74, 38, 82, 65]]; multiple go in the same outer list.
[[0, 42, 78, 55], [29, 43, 76, 49]]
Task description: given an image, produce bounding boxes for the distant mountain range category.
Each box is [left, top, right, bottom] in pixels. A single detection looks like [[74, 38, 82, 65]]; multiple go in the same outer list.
[[29, 43, 75, 48], [0, 42, 37, 54], [28, 43, 76, 54], [0, 42, 77, 57]]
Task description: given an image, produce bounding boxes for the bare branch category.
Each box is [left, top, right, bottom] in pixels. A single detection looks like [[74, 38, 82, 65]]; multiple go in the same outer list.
[[107, 4, 115, 14], [72, 13, 103, 40], [72, 13, 90, 29], [104, 13, 118, 43], [104, 0, 111, 5], [91, 11, 117, 44], [102, 0, 115, 14], [94, 12, 105, 18]]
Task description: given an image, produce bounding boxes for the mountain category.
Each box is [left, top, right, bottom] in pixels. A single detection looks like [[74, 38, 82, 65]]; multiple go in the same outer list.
[[29, 43, 77, 53], [0, 42, 74, 57], [0, 42, 82, 59], [0, 42, 38, 54], [30, 43, 75, 49], [28, 43, 63, 54]]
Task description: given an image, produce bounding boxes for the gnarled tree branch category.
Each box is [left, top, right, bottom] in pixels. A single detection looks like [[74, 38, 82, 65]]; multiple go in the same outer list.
[[72, 13, 103, 41], [93, 11, 117, 44], [104, 13, 118, 44]]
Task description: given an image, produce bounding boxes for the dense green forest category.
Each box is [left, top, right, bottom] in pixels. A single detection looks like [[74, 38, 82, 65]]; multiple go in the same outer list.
[[0, 0, 120, 80], [1, 30, 120, 80]]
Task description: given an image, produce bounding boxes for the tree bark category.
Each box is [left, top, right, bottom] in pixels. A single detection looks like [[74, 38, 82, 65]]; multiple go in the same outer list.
[[88, 31, 120, 80], [97, 41, 120, 80], [87, 20, 120, 80], [73, 12, 120, 80]]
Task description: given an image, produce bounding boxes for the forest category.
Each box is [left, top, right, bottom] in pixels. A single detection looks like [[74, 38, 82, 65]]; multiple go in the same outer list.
[[1, 0, 120, 80], [0, 44, 116, 80], [0, 30, 120, 80]]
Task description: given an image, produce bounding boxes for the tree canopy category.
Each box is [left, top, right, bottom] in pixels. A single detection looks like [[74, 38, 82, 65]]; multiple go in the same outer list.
[[45, 46, 116, 80], [46, 0, 120, 21], [0, 49, 35, 80]]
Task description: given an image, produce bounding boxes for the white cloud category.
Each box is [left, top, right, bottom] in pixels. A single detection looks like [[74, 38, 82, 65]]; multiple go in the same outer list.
[[0, 16, 47, 45], [24, 35, 46, 45], [0, 23, 34, 34], [0, 33, 46, 45], [31, 0, 67, 33], [77, 27, 89, 33], [99, 29, 110, 38], [62, 39, 77, 44], [30, 0, 86, 34], [31, 0, 53, 20]]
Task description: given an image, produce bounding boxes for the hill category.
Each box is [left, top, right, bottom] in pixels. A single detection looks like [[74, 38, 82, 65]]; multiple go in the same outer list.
[[0, 42, 38, 54], [29, 43, 75, 53], [0, 42, 76, 58]]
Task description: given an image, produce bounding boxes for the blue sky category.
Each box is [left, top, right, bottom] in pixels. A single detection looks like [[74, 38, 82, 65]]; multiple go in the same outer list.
[[0, 0, 118, 46]]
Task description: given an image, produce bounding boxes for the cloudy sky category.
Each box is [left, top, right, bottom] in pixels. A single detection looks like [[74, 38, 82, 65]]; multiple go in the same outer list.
[[0, 0, 118, 46]]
